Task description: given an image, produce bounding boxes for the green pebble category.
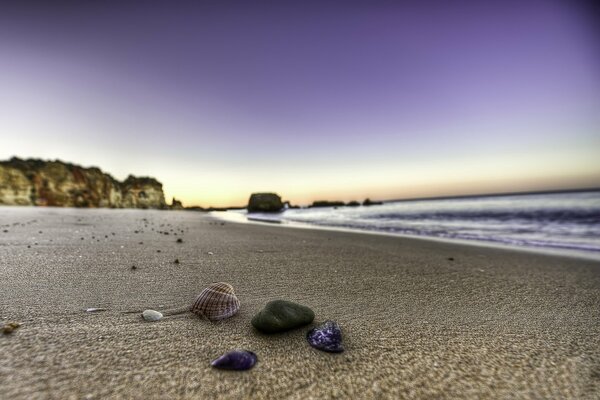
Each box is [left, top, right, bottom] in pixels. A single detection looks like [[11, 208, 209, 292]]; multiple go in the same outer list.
[[251, 300, 315, 333]]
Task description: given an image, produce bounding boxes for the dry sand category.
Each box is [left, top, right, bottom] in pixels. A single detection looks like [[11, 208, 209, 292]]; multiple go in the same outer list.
[[1, 207, 599, 399]]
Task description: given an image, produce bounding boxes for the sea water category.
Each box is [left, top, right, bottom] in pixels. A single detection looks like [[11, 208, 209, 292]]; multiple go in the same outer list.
[[220, 190, 600, 257]]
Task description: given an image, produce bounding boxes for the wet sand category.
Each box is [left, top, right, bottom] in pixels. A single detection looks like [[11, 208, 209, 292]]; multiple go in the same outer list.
[[1, 207, 599, 399]]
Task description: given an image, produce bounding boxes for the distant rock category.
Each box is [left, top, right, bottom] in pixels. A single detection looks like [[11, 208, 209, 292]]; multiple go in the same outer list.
[[347, 201, 360, 207], [310, 200, 346, 208], [170, 197, 184, 210], [247, 193, 284, 212], [283, 200, 300, 209], [363, 198, 383, 206], [0, 157, 166, 209], [185, 206, 206, 211]]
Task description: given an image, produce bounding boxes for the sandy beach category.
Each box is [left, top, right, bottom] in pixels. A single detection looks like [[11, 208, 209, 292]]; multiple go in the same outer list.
[[1, 207, 599, 399]]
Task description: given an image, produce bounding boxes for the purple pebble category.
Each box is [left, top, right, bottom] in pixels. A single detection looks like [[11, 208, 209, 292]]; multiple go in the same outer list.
[[211, 350, 257, 370], [307, 320, 344, 353]]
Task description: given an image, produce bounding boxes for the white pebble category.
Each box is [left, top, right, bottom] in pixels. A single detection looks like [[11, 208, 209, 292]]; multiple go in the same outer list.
[[142, 309, 163, 322]]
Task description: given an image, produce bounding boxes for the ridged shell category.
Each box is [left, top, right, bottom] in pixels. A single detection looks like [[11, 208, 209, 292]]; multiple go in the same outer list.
[[190, 282, 240, 320]]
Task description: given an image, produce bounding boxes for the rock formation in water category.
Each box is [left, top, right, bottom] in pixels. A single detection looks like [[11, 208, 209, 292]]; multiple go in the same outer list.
[[362, 198, 383, 206], [170, 197, 184, 210], [0, 157, 167, 209], [310, 200, 346, 208], [247, 192, 284, 212]]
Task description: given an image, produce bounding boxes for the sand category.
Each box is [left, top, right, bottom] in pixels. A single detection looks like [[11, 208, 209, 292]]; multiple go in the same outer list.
[[1, 207, 599, 399]]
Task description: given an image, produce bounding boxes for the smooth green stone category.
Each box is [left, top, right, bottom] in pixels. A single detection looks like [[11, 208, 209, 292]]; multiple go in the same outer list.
[[251, 300, 315, 333]]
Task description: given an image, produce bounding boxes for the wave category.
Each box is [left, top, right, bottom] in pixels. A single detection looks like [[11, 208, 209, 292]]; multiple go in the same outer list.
[[221, 190, 600, 257]]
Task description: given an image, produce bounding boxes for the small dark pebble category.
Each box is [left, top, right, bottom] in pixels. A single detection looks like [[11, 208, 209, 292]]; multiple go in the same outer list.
[[2, 322, 21, 335], [27, 245, 31, 248], [139, 242, 144, 245], [157, 250, 161, 253], [176, 238, 183, 243], [131, 265, 137, 270], [448, 257, 454, 261], [174, 258, 180, 264]]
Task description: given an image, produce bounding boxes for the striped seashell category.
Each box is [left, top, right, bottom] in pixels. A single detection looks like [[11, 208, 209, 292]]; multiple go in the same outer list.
[[190, 282, 240, 321]]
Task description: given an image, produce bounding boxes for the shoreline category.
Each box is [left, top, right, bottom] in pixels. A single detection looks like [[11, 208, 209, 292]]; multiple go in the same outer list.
[[1, 207, 599, 399], [210, 210, 600, 262]]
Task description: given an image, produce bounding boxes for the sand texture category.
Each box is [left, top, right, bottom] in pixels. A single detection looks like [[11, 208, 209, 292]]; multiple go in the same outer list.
[[1, 207, 599, 399]]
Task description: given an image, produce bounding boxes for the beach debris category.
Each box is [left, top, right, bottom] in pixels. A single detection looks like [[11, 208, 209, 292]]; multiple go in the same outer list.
[[252, 300, 315, 333], [142, 309, 163, 322], [2, 322, 21, 335], [191, 282, 240, 321], [211, 350, 257, 371], [307, 320, 344, 353], [85, 308, 108, 313], [207, 251, 214, 255]]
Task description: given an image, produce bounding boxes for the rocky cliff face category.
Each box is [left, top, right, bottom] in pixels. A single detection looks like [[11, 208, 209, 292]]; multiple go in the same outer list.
[[0, 158, 167, 209]]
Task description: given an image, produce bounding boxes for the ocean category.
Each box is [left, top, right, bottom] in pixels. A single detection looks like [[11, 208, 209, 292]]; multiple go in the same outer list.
[[217, 190, 600, 258]]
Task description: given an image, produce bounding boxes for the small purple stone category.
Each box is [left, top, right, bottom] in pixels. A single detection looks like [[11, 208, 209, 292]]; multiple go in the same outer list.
[[307, 320, 344, 353], [211, 350, 257, 370]]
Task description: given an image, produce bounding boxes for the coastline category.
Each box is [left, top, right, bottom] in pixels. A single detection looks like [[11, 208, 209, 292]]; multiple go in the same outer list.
[[211, 210, 600, 262], [1, 207, 599, 399]]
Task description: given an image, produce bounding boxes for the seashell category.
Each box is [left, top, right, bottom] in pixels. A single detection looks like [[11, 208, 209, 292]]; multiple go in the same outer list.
[[211, 350, 257, 370], [85, 307, 108, 313], [307, 320, 344, 353], [142, 309, 163, 322], [190, 282, 240, 321]]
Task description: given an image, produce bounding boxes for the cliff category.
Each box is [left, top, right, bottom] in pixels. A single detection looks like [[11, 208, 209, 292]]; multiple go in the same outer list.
[[0, 157, 167, 209]]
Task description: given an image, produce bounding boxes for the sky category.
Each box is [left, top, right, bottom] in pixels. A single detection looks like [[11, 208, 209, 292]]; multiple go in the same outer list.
[[0, 1, 599, 207]]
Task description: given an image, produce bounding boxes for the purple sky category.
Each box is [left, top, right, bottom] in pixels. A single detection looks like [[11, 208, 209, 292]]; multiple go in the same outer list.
[[1, 1, 599, 206]]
